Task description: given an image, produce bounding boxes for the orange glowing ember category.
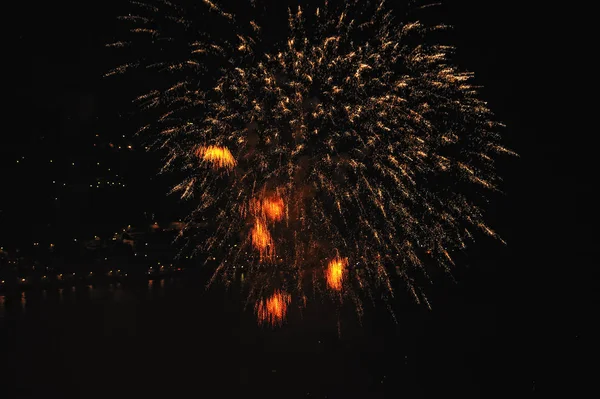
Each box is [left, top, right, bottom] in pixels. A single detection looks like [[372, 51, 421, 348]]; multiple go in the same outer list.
[[262, 195, 284, 222], [251, 218, 274, 260], [255, 290, 291, 326], [196, 145, 236, 170], [250, 193, 285, 222], [326, 256, 348, 291]]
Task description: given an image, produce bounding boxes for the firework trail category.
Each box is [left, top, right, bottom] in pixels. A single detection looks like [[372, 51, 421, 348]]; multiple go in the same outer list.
[[107, 0, 516, 326]]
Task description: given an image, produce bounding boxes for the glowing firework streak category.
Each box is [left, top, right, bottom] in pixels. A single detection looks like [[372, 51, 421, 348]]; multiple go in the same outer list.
[[196, 146, 236, 170], [326, 256, 347, 291], [255, 290, 291, 326]]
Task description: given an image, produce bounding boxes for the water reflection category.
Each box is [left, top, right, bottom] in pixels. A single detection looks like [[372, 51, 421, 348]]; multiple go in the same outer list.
[[147, 280, 153, 300], [147, 278, 166, 298], [0, 277, 180, 316]]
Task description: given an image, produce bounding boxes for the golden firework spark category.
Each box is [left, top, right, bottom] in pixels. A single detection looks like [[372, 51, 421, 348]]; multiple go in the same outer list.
[[255, 290, 291, 326]]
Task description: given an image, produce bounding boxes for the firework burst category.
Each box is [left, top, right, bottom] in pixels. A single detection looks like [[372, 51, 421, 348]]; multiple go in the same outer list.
[[108, 0, 516, 326]]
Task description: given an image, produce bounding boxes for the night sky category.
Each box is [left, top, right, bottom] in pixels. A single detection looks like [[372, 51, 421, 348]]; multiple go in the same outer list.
[[2, 0, 593, 397]]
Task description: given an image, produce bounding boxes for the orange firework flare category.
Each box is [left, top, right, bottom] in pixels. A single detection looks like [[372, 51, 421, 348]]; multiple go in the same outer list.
[[326, 256, 347, 291], [262, 195, 284, 222], [255, 290, 291, 326], [196, 145, 236, 170], [251, 218, 274, 260], [250, 193, 285, 222]]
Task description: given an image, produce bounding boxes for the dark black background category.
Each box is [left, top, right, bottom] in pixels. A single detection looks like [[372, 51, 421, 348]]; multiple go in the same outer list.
[[2, 0, 593, 397]]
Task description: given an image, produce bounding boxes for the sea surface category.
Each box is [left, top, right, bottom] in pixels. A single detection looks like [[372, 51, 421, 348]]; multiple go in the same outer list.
[[2, 270, 500, 398]]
